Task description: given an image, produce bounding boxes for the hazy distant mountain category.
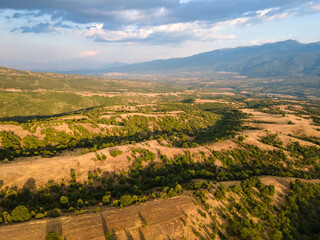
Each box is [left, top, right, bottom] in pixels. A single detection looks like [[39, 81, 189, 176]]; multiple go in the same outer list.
[[63, 62, 127, 75], [92, 40, 320, 78], [0, 59, 126, 72]]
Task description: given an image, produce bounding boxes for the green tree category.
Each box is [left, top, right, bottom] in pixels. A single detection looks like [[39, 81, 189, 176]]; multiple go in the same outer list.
[[77, 199, 84, 207], [0, 131, 21, 150], [11, 205, 31, 222], [102, 194, 111, 205], [119, 195, 138, 207], [2, 211, 12, 224], [45, 232, 63, 240], [271, 229, 283, 240], [182, 142, 189, 148], [22, 135, 41, 149], [47, 208, 61, 218], [60, 196, 68, 205]]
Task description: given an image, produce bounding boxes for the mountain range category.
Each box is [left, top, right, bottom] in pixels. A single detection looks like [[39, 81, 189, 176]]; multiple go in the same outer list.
[[66, 40, 320, 78]]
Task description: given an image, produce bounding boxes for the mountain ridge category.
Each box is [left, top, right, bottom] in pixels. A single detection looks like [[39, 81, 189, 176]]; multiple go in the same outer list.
[[66, 40, 320, 78]]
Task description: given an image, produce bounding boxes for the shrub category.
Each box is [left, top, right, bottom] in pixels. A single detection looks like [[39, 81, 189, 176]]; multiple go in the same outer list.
[[60, 196, 69, 205], [238, 136, 245, 142], [35, 213, 45, 219], [105, 231, 112, 240], [77, 199, 84, 207], [182, 98, 196, 103], [70, 170, 76, 181], [2, 211, 12, 224], [96, 153, 102, 160], [11, 205, 31, 222], [119, 195, 138, 207], [182, 142, 189, 148], [191, 142, 199, 148], [48, 208, 61, 218], [45, 232, 63, 240], [102, 194, 111, 205], [109, 149, 122, 157], [94, 207, 100, 213]]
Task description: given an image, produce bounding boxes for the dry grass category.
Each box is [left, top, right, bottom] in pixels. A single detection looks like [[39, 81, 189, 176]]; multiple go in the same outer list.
[[0, 195, 199, 240], [241, 108, 320, 148]]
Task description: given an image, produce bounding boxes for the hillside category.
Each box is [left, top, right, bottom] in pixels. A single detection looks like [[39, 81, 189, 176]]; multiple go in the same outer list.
[[0, 90, 320, 239], [1, 177, 320, 240], [78, 40, 320, 78], [0, 67, 320, 239], [0, 67, 186, 118]]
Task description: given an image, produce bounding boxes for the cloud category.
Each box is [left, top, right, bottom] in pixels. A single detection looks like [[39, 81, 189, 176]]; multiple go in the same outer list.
[[11, 22, 59, 33], [1, 0, 314, 27], [83, 21, 235, 44], [219, 7, 297, 29], [77, 50, 100, 58], [250, 39, 277, 45], [2, 0, 320, 44]]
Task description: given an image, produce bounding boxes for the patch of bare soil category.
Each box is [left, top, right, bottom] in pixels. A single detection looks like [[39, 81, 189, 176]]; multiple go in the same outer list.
[[242, 109, 320, 148], [100, 111, 183, 120], [59, 115, 89, 120], [0, 125, 47, 141], [0, 144, 134, 189], [260, 176, 320, 208], [195, 99, 230, 104], [206, 139, 239, 151], [53, 123, 73, 135], [241, 131, 279, 150], [104, 105, 137, 111], [0, 88, 22, 92], [0, 125, 32, 139]]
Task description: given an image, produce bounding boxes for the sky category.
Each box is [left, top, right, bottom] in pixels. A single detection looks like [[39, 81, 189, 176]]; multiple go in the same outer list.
[[0, 0, 320, 70]]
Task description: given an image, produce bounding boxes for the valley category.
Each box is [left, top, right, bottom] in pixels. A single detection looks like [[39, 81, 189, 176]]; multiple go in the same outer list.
[[0, 67, 320, 239]]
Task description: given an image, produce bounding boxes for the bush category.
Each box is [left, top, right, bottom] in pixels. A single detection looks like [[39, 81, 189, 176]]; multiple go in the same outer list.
[[96, 153, 102, 160], [94, 207, 100, 213], [47, 208, 61, 218], [2, 211, 12, 224], [35, 213, 45, 219], [70, 170, 76, 181], [60, 196, 69, 205], [11, 205, 31, 222], [182, 142, 189, 148], [102, 194, 111, 205], [110, 149, 122, 157], [45, 232, 63, 240], [77, 199, 84, 207], [105, 231, 112, 240], [119, 195, 138, 207], [182, 98, 196, 103]]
